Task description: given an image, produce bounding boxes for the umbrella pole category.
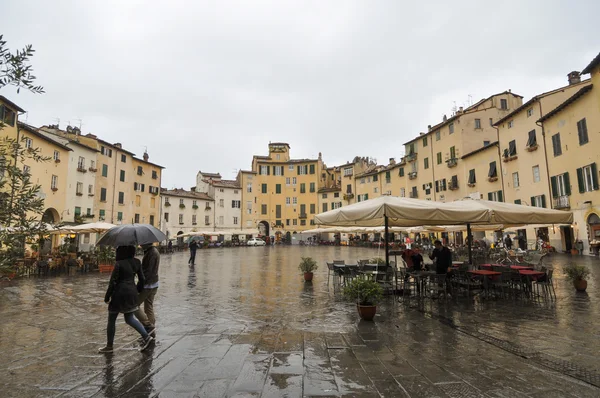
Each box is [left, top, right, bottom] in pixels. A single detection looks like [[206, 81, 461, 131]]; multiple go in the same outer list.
[[384, 215, 389, 268], [467, 223, 473, 265]]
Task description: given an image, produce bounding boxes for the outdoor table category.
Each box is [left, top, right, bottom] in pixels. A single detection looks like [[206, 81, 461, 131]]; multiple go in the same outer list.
[[407, 271, 436, 298], [519, 270, 545, 280], [468, 270, 501, 293], [480, 264, 533, 271], [510, 265, 533, 271]]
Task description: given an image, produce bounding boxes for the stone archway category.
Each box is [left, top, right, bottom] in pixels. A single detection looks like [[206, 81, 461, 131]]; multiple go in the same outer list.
[[587, 213, 600, 249], [42, 208, 60, 225], [177, 231, 184, 246], [258, 221, 269, 237]]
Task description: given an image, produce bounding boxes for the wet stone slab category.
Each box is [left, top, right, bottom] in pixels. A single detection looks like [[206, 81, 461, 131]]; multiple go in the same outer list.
[[0, 249, 599, 397]]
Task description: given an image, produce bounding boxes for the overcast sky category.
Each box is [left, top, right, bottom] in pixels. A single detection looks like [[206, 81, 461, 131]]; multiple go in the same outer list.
[[2, 1, 599, 189]]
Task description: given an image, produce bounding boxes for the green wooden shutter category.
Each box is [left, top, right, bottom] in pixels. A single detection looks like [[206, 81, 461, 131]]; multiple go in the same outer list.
[[365, 194, 368, 200], [309, 164, 315, 174], [564, 172, 571, 196], [514, 199, 521, 205], [576, 167, 585, 193], [498, 190, 504, 202], [530, 196, 535, 206], [592, 163, 599, 190], [297, 166, 300, 174], [541, 194, 546, 208], [550, 176, 558, 198], [399, 168, 404, 177], [281, 166, 284, 176], [488, 192, 493, 201]]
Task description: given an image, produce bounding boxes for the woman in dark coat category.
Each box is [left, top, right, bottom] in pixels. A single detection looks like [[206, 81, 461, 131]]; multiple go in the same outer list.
[[98, 245, 153, 353]]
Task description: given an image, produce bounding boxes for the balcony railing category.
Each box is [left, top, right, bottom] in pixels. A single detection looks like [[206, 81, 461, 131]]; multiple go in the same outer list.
[[408, 172, 417, 180], [299, 213, 307, 219], [406, 153, 417, 162], [343, 193, 354, 200], [553, 195, 570, 209], [77, 166, 87, 173], [446, 158, 458, 168], [409, 192, 418, 198], [449, 182, 459, 191]]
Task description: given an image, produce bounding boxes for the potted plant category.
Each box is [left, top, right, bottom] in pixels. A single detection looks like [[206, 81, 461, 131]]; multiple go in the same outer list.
[[298, 257, 318, 282], [343, 278, 384, 321], [564, 264, 590, 292], [96, 246, 116, 273], [371, 257, 386, 266]]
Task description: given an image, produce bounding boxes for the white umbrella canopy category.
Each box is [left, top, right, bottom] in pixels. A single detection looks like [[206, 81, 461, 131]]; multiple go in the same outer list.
[[67, 222, 116, 233], [314, 196, 573, 228], [314, 196, 490, 227], [444, 199, 573, 226]]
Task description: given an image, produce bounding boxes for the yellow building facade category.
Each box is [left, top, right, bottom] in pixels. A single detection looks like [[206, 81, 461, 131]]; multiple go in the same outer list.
[[242, 143, 325, 237], [537, 61, 600, 254]]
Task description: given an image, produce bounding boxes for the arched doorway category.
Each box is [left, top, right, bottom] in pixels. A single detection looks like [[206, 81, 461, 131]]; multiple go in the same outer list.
[[42, 208, 60, 225], [258, 221, 269, 238], [177, 231, 184, 247]]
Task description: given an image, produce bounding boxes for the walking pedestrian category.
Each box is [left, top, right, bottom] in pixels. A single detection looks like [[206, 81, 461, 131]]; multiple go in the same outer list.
[[167, 240, 173, 253], [504, 235, 513, 250], [135, 243, 160, 338], [99, 246, 153, 353], [188, 240, 198, 265]]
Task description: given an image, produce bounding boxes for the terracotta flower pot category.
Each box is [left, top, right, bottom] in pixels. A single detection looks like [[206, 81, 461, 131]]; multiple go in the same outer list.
[[571, 249, 579, 255], [574, 279, 587, 292], [356, 304, 377, 321], [99, 264, 114, 273], [303, 272, 314, 282]]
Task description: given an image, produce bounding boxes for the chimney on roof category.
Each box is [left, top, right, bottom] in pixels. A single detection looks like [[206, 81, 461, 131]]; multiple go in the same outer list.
[[143, 151, 149, 162], [318, 152, 322, 161], [190, 187, 196, 192], [427, 125, 432, 131], [443, 114, 447, 122], [568, 71, 581, 85], [419, 132, 424, 136], [458, 106, 463, 114], [114, 143, 122, 148], [85, 133, 97, 139], [389, 158, 396, 165]]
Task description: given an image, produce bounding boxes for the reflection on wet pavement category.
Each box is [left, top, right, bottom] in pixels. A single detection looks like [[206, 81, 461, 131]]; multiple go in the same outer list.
[[0, 246, 599, 397]]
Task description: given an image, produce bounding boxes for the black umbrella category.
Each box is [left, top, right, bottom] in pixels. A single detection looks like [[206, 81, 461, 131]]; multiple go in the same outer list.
[[96, 224, 167, 247]]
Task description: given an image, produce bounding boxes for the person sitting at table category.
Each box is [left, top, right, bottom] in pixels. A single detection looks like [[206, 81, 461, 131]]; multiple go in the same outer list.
[[411, 250, 424, 272]]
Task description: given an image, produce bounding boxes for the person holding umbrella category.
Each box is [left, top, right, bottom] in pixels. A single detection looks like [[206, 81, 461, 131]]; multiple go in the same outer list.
[[98, 245, 154, 353], [188, 238, 198, 266], [96, 223, 167, 352]]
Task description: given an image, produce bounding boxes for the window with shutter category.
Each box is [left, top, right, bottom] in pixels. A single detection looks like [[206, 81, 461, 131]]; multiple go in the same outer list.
[[498, 190, 503, 202], [552, 133, 562, 156], [508, 140, 516, 156], [309, 164, 315, 174], [468, 169, 476, 184], [577, 167, 585, 193], [526, 130, 537, 147], [514, 199, 521, 205], [551, 176, 558, 198], [488, 162, 497, 178], [399, 168, 404, 177], [577, 118, 589, 145]]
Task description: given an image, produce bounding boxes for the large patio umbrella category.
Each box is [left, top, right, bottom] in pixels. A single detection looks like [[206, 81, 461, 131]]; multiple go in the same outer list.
[[67, 222, 116, 233], [96, 224, 167, 247], [314, 196, 572, 265]]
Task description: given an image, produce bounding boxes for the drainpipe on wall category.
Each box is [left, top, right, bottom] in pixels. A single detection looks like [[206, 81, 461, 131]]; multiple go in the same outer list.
[[493, 126, 506, 199], [536, 101, 554, 209]]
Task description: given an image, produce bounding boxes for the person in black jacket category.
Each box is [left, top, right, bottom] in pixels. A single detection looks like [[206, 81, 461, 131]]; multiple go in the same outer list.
[[188, 240, 198, 265], [135, 243, 161, 337], [430, 240, 452, 275], [99, 246, 153, 353]]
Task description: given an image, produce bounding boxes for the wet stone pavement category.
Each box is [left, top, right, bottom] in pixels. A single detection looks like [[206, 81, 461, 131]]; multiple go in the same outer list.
[[0, 246, 599, 397]]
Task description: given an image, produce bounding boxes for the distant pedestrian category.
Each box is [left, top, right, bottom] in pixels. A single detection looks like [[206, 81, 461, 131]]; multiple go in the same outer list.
[[135, 244, 160, 338], [167, 240, 173, 253], [188, 240, 198, 265], [99, 246, 153, 353], [504, 235, 513, 250]]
